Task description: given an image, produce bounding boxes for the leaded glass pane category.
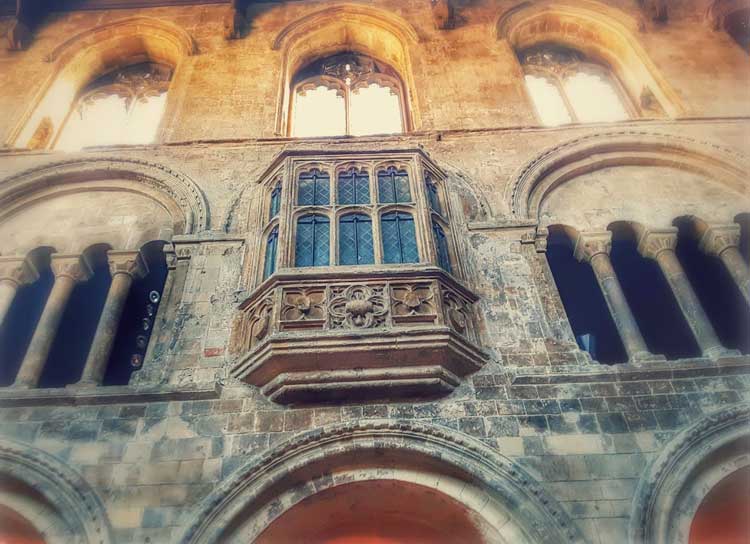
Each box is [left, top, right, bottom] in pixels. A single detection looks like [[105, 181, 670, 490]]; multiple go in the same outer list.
[[338, 168, 370, 205], [433, 221, 452, 273], [298, 169, 330, 206], [295, 214, 330, 267], [426, 175, 443, 215], [269, 183, 282, 220], [381, 212, 419, 264], [339, 214, 374, 265], [263, 227, 279, 279], [377, 167, 411, 203]]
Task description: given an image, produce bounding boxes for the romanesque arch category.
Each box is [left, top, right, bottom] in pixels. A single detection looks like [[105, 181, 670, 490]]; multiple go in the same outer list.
[[0, 437, 112, 544], [507, 131, 749, 224], [630, 403, 750, 544], [6, 16, 196, 148], [180, 420, 583, 544], [495, 0, 684, 118], [271, 3, 422, 135]]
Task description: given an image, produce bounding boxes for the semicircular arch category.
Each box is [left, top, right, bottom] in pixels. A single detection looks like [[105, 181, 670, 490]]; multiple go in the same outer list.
[[179, 419, 583, 544], [0, 437, 113, 544], [630, 403, 750, 544]]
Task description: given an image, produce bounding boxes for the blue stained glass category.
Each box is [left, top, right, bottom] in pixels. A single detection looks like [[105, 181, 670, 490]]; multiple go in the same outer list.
[[338, 168, 370, 205], [295, 214, 330, 267], [269, 182, 282, 220], [381, 212, 419, 264], [433, 221, 452, 273], [339, 214, 374, 265], [298, 169, 330, 206], [263, 227, 279, 279], [425, 175, 443, 215], [377, 167, 411, 203]]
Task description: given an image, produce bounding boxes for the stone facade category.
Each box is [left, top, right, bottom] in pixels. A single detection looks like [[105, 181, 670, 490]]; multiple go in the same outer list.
[[0, 1, 748, 543]]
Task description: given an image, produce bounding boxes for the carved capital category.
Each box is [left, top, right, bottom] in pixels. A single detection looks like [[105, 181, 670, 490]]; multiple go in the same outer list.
[[573, 231, 612, 263], [50, 255, 92, 282], [0, 257, 39, 287], [637, 228, 678, 260], [534, 227, 549, 253], [698, 224, 741, 258], [107, 250, 149, 279]]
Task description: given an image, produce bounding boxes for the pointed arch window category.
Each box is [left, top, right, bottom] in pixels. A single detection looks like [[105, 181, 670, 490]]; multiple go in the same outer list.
[[381, 212, 419, 264], [433, 221, 452, 273], [269, 182, 282, 220], [339, 214, 375, 265], [291, 53, 405, 137], [425, 174, 443, 215], [338, 168, 371, 205], [55, 63, 172, 151], [378, 167, 412, 204], [295, 214, 330, 267], [298, 169, 331, 206], [263, 227, 279, 279], [518, 44, 631, 126]]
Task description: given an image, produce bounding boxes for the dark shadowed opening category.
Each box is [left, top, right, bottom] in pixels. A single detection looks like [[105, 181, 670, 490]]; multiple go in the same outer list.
[[609, 222, 701, 359], [545, 225, 626, 364], [0, 249, 54, 386], [0, 504, 45, 544], [40, 245, 112, 388], [736, 213, 750, 265], [104, 241, 168, 386], [674, 217, 750, 354]]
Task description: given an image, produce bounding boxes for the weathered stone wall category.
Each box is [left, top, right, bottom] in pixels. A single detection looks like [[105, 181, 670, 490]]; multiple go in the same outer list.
[[0, 1, 748, 543]]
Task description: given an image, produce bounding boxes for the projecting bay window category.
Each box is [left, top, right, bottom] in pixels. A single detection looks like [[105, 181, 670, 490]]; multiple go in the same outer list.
[[254, 152, 462, 283]]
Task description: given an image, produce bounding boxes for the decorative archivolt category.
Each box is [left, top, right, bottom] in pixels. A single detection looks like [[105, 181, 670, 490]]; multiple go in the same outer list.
[[508, 131, 750, 221], [630, 403, 750, 544], [0, 157, 209, 235], [179, 419, 583, 544], [0, 437, 113, 544], [495, 0, 684, 118]]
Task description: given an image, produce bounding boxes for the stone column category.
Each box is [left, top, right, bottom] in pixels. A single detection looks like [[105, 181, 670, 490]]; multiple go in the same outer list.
[[73, 251, 148, 388], [0, 257, 39, 328], [12, 255, 91, 389], [637, 228, 735, 360], [573, 231, 657, 363], [698, 224, 750, 306]]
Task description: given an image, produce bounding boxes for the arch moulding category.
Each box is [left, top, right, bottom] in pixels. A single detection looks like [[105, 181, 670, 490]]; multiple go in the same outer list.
[[507, 131, 750, 222], [0, 157, 209, 235], [629, 403, 750, 544], [179, 419, 584, 544], [0, 437, 113, 544], [494, 0, 684, 118]]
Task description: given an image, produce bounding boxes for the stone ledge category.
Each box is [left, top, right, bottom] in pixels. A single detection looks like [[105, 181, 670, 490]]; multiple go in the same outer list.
[[0, 383, 222, 407], [511, 356, 750, 385]]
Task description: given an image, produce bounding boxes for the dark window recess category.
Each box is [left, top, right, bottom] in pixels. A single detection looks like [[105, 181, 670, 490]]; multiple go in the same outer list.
[[104, 241, 168, 386], [269, 182, 282, 220], [264, 227, 279, 279], [609, 232, 701, 359], [339, 214, 375, 265], [0, 254, 53, 387], [737, 213, 750, 265], [298, 169, 330, 206], [381, 212, 419, 264], [338, 168, 370, 205], [425, 175, 443, 215], [432, 221, 452, 273], [40, 247, 112, 388], [725, 9, 750, 54], [545, 226, 627, 364], [295, 214, 330, 267], [377, 167, 411, 204], [674, 219, 750, 354]]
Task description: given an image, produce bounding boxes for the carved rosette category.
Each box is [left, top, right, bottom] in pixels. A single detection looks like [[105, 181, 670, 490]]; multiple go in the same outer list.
[[442, 289, 474, 340], [329, 285, 388, 329], [281, 287, 326, 329], [391, 283, 437, 324]]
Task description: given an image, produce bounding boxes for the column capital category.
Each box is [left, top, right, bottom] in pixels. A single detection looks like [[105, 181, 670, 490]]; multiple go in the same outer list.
[[698, 224, 741, 258], [636, 227, 678, 260], [0, 256, 39, 286], [573, 231, 612, 263], [50, 254, 92, 282], [534, 227, 549, 253], [107, 250, 149, 279]]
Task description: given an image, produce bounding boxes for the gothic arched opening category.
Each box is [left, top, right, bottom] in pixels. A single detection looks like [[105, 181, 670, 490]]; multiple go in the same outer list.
[[0, 504, 45, 544], [689, 465, 750, 544]]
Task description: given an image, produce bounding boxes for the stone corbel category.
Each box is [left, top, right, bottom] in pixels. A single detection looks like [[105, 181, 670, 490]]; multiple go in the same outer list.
[[431, 0, 455, 30]]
